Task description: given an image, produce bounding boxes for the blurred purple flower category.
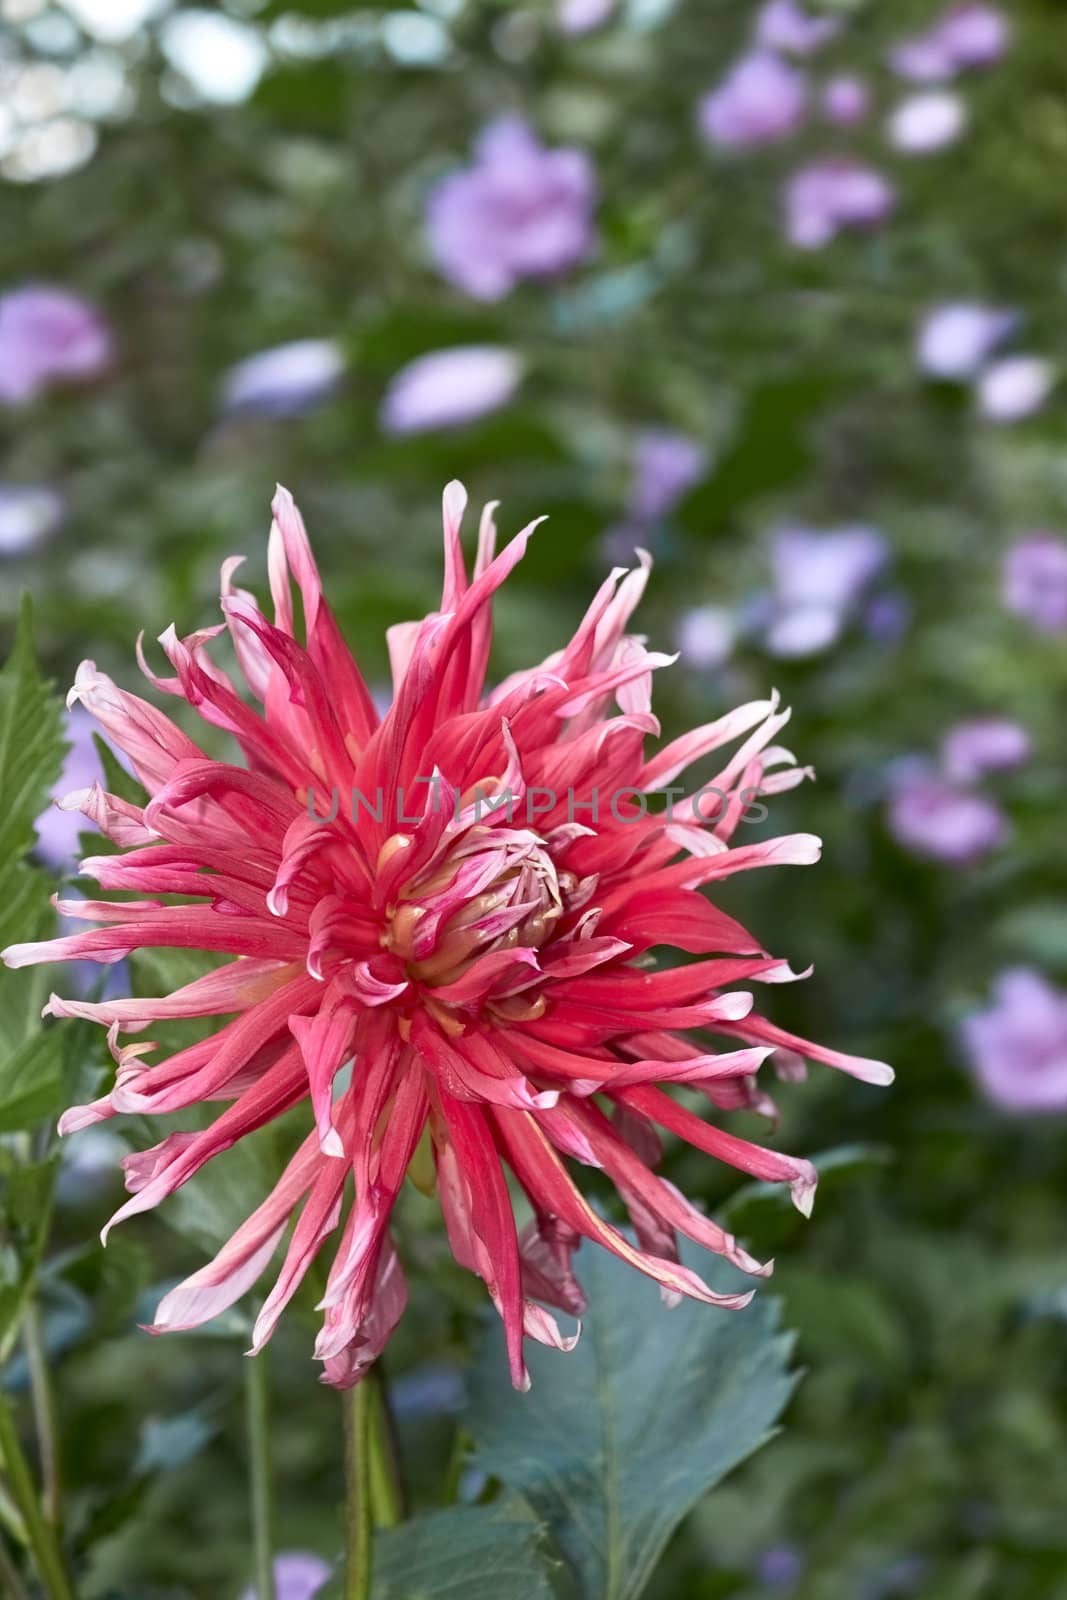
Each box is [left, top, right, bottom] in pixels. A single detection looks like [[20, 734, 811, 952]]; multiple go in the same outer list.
[[938, 3, 1011, 67], [1001, 533, 1067, 634], [426, 117, 596, 301], [555, 0, 615, 34], [915, 302, 1016, 380], [961, 969, 1067, 1113], [629, 429, 706, 522], [756, 0, 840, 56], [222, 339, 344, 417], [889, 35, 956, 82], [886, 765, 1006, 865], [784, 159, 895, 249], [941, 717, 1030, 782], [0, 285, 112, 406], [699, 54, 807, 150], [765, 525, 889, 656], [888, 91, 967, 154], [977, 356, 1054, 422], [240, 1552, 331, 1600], [758, 1543, 804, 1589], [821, 75, 870, 127], [890, 2, 1010, 80], [676, 604, 736, 670], [864, 590, 912, 643], [0, 484, 64, 556], [34, 709, 109, 870], [380, 346, 523, 434]]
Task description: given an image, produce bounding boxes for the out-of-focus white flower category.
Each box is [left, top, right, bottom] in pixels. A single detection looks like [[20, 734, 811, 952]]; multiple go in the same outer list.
[[888, 91, 967, 154], [380, 346, 523, 434], [676, 605, 736, 670], [222, 340, 345, 417], [916, 303, 1017, 380], [555, 0, 616, 34], [977, 356, 1055, 422], [0, 484, 64, 555]]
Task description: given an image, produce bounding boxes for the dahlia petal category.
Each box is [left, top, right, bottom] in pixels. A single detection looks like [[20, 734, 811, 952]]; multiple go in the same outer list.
[[720, 1013, 895, 1086], [290, 982, 358, 1155], [57, 784, 155, 847], [495, 1110, 756, 1310], [67, 662, 203, 793], [148, 1222, 288, 1333], [616, 1085, 819, 1215], [44, 956, 298, 1030], [319, 1240, 407, 1389], [434, 1097, 528, 1388], [640, 696, 780, 790]]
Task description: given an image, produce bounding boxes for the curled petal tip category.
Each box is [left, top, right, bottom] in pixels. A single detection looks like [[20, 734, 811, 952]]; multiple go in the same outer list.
[[791, 1167, 818, 1218]]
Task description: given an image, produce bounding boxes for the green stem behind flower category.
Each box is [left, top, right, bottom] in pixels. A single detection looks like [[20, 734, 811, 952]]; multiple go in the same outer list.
[[23, 1301, 61, 1528], [246, 1351, 276, 1600], [342, 1383, 373, 1600], [0, 1391, 73, 1600]]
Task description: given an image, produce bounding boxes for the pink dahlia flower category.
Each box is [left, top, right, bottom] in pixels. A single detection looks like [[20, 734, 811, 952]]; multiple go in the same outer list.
[[3, 484, 891, 1388]]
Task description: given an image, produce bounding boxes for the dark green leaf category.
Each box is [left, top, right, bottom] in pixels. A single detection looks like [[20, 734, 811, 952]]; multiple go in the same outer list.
[[467, 1239, 797, 1600], [345, 1500, 556, 1600]]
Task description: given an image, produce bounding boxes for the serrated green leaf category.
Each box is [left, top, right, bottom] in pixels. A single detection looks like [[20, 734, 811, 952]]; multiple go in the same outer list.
[[467, 1239, 798, 1600], [371, 1500, 558, 1600], [0, 1029, 63, 1133]]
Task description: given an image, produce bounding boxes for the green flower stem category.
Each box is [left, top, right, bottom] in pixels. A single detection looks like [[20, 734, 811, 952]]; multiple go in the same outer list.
[[367, 1371, 404, 1529], [342, 1383, 373, 1600], [0, 1391, 73, 1600], [22, 1300, 60, 1528], [245, 1351, 276, 1600]]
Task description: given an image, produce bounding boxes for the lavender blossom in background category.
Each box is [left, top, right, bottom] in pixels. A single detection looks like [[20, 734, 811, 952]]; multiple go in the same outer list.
[[1001, 534, 1067, 634], [0, 285, 112, 406], [886, 764, 1006, 866], [676, 604, 736, 670], [629, 429, 706, 523], [699, 54, 807, 151], [784, 159, 895, 249], [961, 969, 1067, 1113], [822, 75, 870, 127], [222, 339, 345, 416], [888, 91, 967, 155], [426, 117, 596, 301], [937, 3, 1012, 68], [916, 302, 1016, 380], [765, 525, 889, 657], [757, 1543, 805, 1590], [555, 0, 615, 34], [890, 2, 1010, 81], [977, 356, 1055, 422], [34, 708, 108, 869], [380, 346, 523, 434], [240, 1552, 331, 1600], [756, 0, 840, 56], [941, 717, 1030, 782], [0, 484, 64, 556]]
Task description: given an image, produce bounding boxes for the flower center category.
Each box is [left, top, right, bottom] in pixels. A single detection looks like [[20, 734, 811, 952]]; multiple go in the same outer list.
[[382, 826, 570, 998]]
